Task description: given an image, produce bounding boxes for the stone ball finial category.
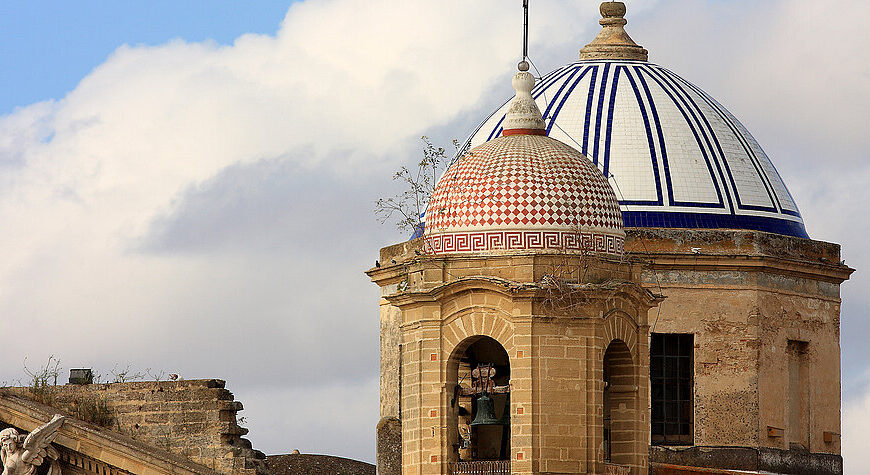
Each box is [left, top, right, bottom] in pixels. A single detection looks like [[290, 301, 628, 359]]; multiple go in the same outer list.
[[600, 1, 627, 18], [579, 1, 648, 61]]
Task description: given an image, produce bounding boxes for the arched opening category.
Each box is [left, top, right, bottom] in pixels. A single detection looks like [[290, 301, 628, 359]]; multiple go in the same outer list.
[[603, 339, 636, 466], [447, 335, 511, 469]]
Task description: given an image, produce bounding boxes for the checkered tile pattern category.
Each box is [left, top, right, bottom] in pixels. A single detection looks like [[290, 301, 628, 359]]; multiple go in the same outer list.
[[425, 134, 624, 255]]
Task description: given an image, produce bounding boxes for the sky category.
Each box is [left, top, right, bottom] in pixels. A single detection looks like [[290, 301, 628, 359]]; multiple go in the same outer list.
[[1, 0, 868, 470]]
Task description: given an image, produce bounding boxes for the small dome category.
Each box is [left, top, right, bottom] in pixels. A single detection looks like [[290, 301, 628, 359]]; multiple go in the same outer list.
[[424, 133, 624, 256]]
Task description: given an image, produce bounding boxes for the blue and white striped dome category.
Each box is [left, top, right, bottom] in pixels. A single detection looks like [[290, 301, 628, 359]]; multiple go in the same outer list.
[[467, 59, 807, 238]]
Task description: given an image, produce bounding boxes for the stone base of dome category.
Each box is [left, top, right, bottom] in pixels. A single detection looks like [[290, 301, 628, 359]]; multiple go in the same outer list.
[[423, 229, 624, 256]]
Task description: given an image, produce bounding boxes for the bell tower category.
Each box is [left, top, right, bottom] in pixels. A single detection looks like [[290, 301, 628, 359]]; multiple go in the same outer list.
[[369, 59, 660, 475]]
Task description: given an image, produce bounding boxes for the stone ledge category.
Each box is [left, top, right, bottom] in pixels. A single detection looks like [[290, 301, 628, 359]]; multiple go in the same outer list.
[[650, 445, 842, 475]]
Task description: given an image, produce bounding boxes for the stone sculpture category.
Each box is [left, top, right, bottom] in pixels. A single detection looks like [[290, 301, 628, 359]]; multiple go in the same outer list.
[[0, 414, 64, 475]]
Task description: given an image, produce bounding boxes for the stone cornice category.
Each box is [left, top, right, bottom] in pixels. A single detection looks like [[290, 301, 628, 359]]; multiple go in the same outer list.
[[384, 275, 660, 316], [630, 252, 854, 283], [384, 276, 528, 308]]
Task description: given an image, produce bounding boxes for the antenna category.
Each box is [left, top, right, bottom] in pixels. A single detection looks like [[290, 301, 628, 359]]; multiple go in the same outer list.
[[519, 0, 530, 71]]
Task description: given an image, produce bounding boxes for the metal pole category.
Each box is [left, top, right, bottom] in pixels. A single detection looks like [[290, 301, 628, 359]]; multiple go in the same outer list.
[[523, 0, 529, 60]]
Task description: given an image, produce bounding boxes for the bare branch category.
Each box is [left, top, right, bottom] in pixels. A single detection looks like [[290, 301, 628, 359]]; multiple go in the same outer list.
[[375, 136, 453, 234]]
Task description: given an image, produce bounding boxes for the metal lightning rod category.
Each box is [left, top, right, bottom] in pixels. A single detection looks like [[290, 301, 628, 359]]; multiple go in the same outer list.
[[519, 0, 530, 71], [523, 0, 529, 60]]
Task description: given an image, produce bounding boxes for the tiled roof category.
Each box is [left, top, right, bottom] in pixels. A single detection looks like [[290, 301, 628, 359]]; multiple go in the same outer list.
[[465, 60, 808, 238], [424, 134, 625, 256]]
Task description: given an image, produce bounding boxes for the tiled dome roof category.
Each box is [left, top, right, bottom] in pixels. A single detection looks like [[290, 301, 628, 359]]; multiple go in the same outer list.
[[424, 133, 625, 256], [465, 5, 807, 238]]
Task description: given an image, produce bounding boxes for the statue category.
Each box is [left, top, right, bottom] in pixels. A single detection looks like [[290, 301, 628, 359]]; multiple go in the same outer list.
[[0, 414, 64, 475]]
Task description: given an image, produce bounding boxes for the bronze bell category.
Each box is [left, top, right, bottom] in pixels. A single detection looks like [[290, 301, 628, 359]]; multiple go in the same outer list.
[[471, 393, 500, 426]]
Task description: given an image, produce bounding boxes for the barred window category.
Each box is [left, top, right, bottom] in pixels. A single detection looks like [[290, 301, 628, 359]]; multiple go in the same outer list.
[[650, 333, 693, 445]]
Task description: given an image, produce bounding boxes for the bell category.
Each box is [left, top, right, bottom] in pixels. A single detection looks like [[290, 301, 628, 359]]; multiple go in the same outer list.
[[471, 393, 500, 426]]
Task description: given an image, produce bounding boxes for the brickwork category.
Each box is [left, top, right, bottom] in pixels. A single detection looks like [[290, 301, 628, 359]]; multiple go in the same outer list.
[[372, 228, 852, 474], [369, 242, 657, 474], [7, 379, 264, 474]]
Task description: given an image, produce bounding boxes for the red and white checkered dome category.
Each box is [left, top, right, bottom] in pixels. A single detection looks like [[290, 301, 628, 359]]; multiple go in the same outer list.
[[423, 134, 625, 256]]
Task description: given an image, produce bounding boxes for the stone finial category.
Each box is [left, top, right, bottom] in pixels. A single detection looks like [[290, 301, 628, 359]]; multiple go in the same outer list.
[[502, 68, 546, 136], [579, 1, 648, 61]]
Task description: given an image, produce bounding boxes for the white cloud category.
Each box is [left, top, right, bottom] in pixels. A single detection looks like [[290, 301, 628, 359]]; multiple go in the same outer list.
[[0, 0, 867, 465], [843, 382, 870, 472], [0, 0, 612, 460]]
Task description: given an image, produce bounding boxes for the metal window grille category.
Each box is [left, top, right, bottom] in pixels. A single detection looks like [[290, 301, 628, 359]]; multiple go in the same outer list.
[[650, 333, 693, 445], [449, 460, 511, 475]]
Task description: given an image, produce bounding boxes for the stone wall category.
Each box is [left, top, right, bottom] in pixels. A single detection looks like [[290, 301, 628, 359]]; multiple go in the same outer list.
[[626, 228, 851, 472], [8, 379, 265, 474], [371, 229, 852, 474], [369, 246, 657, 474], [376, 416, 401, 475]]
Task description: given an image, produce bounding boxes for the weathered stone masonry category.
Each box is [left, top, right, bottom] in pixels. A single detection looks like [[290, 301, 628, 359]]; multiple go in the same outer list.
[[5, 379, 265, 474], [626, 229, 852, 475]]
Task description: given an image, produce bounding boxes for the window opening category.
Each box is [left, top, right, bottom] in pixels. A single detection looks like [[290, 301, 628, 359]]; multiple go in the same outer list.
[[650, 333, 693, 445]]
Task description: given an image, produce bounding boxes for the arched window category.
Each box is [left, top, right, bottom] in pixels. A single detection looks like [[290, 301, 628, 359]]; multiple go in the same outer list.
[[447, 336, 511, 471]]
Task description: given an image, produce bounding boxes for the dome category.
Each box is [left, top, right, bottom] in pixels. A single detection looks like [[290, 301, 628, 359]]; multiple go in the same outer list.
[[465, 4, 808, 238], [425, 134, 624, 255], [424, 70, 624, 256]]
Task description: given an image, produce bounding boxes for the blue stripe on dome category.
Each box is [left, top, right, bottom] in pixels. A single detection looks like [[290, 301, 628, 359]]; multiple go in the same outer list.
[[462, 59, 809, 239], [621, 66, 664, 206], [592, 63, 611, 165], [623, 211, 808, 238], [544, 67, 591, 135], [669, 71, 780, 214], [603, 66, 621, 176], [639, 65, 730, 211], [582, 65, 598, 154]]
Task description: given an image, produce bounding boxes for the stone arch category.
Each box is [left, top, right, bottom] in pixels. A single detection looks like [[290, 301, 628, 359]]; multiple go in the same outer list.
[[602, 309, 639, 360], [437, 286, 517, 466], [440, 288, 516, 358], [446, 335, 512, 465]]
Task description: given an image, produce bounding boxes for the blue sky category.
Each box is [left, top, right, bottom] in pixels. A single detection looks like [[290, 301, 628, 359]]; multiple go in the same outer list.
[[0, 1, 292, 113]]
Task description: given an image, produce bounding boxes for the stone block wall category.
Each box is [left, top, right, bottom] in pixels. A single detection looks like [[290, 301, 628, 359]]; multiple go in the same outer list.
[[9, 379, 265, 474], [625, 228, 851, 472], [369, 247, 656, 474]]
